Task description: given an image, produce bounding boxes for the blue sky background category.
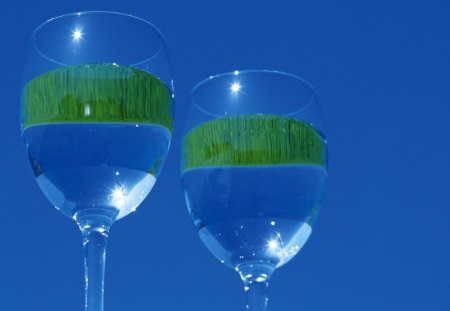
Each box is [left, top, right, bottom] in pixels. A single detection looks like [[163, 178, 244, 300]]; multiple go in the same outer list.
[[1, 0, 450, 310]]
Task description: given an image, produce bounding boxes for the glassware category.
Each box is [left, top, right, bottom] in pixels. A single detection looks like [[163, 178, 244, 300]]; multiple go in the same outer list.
[[181, 70, 327, 311], [20, 12, 173, 311]]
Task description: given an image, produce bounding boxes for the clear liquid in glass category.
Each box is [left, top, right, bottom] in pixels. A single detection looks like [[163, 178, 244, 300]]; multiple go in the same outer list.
[[23, 123, 170, 221], [182, 164, 327, 269]]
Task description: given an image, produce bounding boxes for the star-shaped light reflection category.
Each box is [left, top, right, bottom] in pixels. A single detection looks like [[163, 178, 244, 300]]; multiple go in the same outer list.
[[231, 82, 241, 93], [72, 28, 83, 41], [111, 186, 126, 208], [267, 239, 280, 250]]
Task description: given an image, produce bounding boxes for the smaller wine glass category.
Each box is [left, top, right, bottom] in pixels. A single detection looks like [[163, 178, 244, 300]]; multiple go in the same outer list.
[[181, 70, 327, 311]]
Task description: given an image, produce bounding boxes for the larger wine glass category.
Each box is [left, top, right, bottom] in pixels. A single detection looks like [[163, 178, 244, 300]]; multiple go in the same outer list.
[[181, 70, 327, 311], [20, 12, 173, 311]]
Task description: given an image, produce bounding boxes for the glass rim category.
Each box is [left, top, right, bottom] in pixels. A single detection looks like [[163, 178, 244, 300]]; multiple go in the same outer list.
[[189, 69, 319, 118], [30, 11, 167, 67], [191, 69, 317, 95]]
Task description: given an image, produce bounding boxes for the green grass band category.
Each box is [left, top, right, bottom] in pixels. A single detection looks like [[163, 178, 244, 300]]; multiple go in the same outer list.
[[21, 64, 173, 131], [182, 114, 327, 171]]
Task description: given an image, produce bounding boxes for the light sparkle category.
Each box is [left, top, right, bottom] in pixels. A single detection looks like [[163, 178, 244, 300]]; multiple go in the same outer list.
[[72, 28, 83, 41], [268, 239, 280, 250], [231, 82, 241, 93]]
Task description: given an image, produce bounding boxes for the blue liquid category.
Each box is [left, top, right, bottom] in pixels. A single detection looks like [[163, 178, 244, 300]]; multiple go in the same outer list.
[[23, 123, 170, 222], [182, 165, 327, 269]]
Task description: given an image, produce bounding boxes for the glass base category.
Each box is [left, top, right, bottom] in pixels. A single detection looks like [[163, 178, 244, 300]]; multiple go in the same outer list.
[[75, 208, 117, 230]]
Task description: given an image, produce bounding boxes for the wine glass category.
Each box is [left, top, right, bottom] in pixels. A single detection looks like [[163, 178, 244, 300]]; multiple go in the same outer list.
[[20, 12, 173, 311], [181, 70, 327, 311]]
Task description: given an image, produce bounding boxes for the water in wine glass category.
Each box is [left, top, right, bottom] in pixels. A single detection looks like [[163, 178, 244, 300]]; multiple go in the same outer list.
[[22, 64, 172, 222], [24, 122, 170, 220], [182, 114, 327, 270]]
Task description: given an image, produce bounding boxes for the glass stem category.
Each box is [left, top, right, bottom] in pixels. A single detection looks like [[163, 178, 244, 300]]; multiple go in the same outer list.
[[78, 212, 113, 311], [81, 226, 109, 311], [243, 278, 269, 311], [238, 263, 274, 311]]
